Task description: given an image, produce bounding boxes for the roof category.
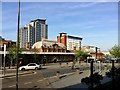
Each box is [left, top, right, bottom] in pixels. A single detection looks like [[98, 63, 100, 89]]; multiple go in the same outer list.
[[68, 35, 82, 40], [30, 19, 46, 22], [32, 39, 66, 49]]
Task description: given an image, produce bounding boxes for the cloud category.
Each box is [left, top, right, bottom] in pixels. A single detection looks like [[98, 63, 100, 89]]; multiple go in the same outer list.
[[69, 2, 98, 8], [2, 0, 120, 2]]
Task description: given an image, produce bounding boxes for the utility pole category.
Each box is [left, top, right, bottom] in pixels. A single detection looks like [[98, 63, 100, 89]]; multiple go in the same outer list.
[[90, 61, 93, 90], [95, 47, 97, 60], [16, 0, 20, 90], [111, 60, 115, 89]]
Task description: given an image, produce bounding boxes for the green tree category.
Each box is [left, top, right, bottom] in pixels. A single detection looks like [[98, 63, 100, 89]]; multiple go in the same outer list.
[[33, 49, 39, 63], [71, 50, 89, 69], [8, 44, 22, 66], [75, 50, 89, 61], [30, 48, 39, 63], [109, 45, 120, 58], [104, 54, 111, 59]]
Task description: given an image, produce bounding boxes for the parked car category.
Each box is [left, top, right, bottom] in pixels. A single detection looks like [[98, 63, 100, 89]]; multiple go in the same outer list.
[[103, 59, 112, 63], [84, 58, 95, 63], [19, 63, 41, 71]]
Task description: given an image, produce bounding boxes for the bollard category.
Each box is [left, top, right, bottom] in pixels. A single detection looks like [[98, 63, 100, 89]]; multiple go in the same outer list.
[[104, 65, 107, 71], [66, 62, 68, 66], [56, 71, 60, 79], [59, 62, 62, 67], [76, 69, 80, 74]]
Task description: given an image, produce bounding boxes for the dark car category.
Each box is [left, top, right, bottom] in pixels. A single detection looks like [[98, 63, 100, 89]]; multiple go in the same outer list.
[[85, 58, 95, 63], [103, 60, 111, 63]]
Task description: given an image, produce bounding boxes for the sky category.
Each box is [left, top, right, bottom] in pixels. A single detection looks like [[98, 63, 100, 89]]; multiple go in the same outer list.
[[1, 0, 118, 51]]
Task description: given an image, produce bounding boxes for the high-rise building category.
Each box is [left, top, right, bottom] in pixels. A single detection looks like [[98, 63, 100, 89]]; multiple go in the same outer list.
[[19, 19, 48, 48], [57, 33, 82, 51]]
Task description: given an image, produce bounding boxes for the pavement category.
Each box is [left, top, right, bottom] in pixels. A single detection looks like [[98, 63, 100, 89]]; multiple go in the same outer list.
[[0, 62, 113, 89], [45, 70, 111, 89], [0, 70, 35, 78]]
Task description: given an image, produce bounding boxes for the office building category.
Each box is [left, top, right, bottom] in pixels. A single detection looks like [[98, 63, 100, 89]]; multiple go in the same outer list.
[[19, 19, 48, 48], [57, 33, 82, 51]]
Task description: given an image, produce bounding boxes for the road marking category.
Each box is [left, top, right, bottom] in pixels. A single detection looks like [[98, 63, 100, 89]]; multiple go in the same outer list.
[[24, 82, 32, 85], [21, 72, 36, 77], [9, 85, 16, 87], [2, 72, 36, 79], [37, 79, 44, 82]]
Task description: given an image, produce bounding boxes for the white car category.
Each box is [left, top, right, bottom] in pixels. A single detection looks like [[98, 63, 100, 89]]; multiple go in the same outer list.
[[19, 63, 41, 71]]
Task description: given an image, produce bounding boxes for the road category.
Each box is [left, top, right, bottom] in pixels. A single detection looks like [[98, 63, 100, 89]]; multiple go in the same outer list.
[[2, 63, 89, 89], [2, 62, 117, 89]]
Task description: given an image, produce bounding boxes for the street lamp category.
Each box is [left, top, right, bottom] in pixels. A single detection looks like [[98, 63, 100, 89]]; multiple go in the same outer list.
[[95, 47, 98, 60], [90, 60, 93, 90], [42, 45, 46, 65], [3, 44, 6, 76], [16, 0, 20, 90]]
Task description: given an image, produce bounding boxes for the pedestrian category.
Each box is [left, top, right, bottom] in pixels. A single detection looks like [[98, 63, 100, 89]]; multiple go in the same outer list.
[[8, 61, 10, 69], [19, 61, 22, 67]]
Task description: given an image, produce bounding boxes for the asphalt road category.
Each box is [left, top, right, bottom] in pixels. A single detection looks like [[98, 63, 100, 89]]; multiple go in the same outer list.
[[2, 62, 117, 89], [2, 64, 89, 89], [2, 70, 48, 89]]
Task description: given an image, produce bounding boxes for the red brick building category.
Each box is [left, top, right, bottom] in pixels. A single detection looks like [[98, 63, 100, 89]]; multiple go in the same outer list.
[[0, 36, 16, 50]]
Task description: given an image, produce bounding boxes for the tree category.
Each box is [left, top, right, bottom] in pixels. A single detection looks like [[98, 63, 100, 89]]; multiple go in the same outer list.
[[105, 67, 120, 89], [8, 44, 22, 67], [33, 48, 39, 63], [104, 54, 111, 59], [71, 50, 89, 69], [81, 72, 103, 89], [30, 48, 39, 63], [106, 67, 120, 79], [75, 50, 89, 61], [109, 45, 120, 58]]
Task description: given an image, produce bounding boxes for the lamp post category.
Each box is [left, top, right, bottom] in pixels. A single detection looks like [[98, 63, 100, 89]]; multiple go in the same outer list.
[[111, 60, 115, 89], [16, 0, 20, 90], [95, 47, 98, 60], [90, 60, 93, 90], [3, 44, 6, 76], [42, 45, 46, 65]]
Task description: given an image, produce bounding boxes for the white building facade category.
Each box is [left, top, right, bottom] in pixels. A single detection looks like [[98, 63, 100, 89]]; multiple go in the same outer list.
[[67, 35, 82, 50], [57, 33, 82, 51]]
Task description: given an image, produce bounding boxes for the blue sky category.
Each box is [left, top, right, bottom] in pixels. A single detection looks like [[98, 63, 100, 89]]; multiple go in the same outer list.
[[2, 1, 118, 51]]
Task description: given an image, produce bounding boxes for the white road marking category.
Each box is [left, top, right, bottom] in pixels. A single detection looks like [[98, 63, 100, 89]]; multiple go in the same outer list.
[[37, 79, 44, 82], [24, 82, 32, 85], [9, 85, 16, 87], [2, 72, 36, 79], [21, 72, 36, 77]]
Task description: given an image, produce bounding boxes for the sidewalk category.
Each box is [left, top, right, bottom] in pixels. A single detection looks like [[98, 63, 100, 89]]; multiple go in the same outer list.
[[46, 70, 89, 89], [45, 70, 111, 89]]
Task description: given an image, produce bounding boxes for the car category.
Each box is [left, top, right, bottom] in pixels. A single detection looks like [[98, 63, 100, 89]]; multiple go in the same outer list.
[[19, 63, 41, 71], [103, 59, 112, 63], [84, 58, 95, 63]]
